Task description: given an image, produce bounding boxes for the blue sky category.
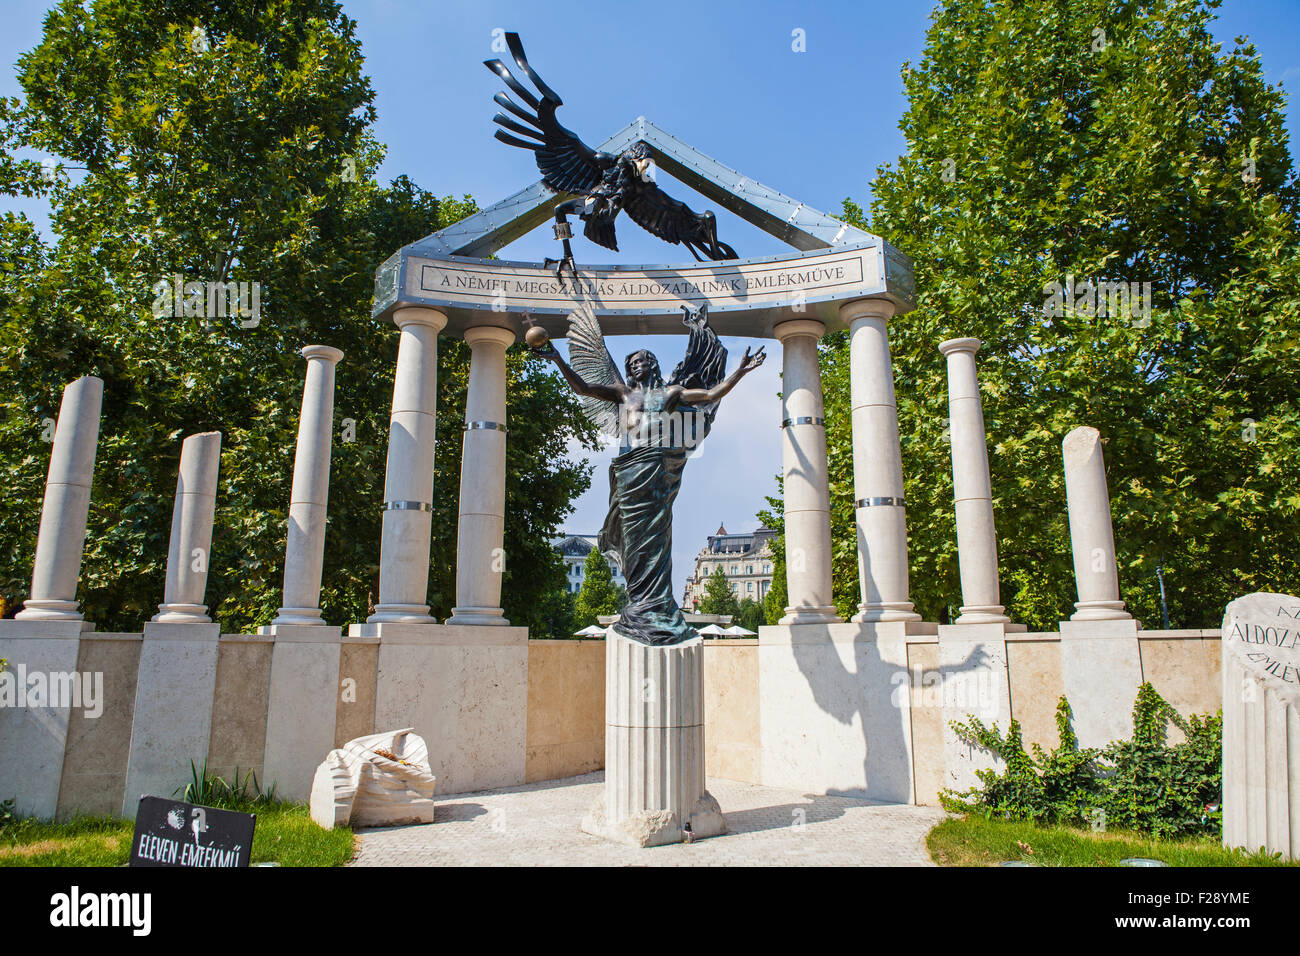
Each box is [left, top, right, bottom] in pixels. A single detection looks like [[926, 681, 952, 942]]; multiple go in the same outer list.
[[2, 0, 1298, 607]]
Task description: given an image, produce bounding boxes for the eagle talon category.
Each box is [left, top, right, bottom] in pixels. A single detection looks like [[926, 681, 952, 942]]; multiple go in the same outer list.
[[544, 256, 579, 292]]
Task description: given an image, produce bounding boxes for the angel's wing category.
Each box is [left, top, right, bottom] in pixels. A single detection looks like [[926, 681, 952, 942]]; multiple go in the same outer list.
[[484, 33, 613, 196], [668, 302, 728, 399], [565, 301, 625, 438]]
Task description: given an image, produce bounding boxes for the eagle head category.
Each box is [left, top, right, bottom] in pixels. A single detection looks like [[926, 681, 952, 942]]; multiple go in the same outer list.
[[627, 142, 655, 183]]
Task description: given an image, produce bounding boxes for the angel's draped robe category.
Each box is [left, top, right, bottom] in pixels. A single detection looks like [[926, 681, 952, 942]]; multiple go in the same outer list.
[[597, 387, 704, 646]]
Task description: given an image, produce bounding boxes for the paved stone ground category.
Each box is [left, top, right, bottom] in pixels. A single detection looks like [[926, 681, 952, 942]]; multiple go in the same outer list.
[[349, 772, 949, 866]]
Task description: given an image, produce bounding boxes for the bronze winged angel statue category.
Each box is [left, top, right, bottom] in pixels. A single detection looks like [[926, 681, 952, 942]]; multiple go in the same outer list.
[[486, 32, 739, 288], [533, 302, 765, 646]]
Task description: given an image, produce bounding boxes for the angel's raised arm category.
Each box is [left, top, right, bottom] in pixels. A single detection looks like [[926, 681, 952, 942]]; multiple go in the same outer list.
[[536, 343, 624, 403], [530, 304, 628, 440], [674, 346, 766, 406]]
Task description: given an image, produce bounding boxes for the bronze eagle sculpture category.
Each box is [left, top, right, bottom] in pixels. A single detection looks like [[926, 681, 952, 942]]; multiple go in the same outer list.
[[485, 32, 739, 288]]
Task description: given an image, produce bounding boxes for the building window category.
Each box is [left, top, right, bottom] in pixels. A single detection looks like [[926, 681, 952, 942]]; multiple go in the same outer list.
[[747, 565, 753, 574], [747, 582, 754, 592]]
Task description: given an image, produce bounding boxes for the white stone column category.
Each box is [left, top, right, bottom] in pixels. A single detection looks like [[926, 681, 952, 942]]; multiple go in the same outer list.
[[774, 319, 840, 624], [448, 325, 513, 626], [844, 300, 919, 623], [581, 630, 725, 846], [1062, 426, 1131, 621], [18, 375, 103, 622], [274, 345, 343, 626], [153, 431, 222, 623], [939, 338, 1009, 624], [369, 307, 446, 623]]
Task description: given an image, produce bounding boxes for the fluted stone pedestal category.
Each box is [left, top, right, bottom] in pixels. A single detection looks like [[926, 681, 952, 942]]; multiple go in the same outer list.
[[581, 631, 725, 847]]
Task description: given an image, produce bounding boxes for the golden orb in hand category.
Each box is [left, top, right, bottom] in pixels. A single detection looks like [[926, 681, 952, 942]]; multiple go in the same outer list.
[[525, 325, 549, 349]]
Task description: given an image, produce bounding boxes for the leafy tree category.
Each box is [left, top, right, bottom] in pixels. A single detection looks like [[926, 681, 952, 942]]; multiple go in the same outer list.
[[697, 566, 740, 617], [533, 585, 577, 640], [826, 0, 1300, 627], [734, 596, 765, 632], [0, 0, 596, 632], [573, 546, 622, 629], [760, 529, 788, 624]]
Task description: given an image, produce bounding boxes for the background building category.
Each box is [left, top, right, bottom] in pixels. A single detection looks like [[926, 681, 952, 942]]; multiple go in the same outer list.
[[554, 533, 626, 594], [682, 524, 777, 610]]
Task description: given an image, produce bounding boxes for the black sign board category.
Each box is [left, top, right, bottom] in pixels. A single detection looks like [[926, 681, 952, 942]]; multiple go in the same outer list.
[[128, 796, 256, 868]]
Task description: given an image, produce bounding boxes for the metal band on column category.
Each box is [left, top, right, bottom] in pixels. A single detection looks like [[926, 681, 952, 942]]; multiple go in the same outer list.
[[856, 496, 905, 509]]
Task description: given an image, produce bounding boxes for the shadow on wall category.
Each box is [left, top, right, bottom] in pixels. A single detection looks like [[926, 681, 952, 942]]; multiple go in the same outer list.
[[789, 625, 988, 802]]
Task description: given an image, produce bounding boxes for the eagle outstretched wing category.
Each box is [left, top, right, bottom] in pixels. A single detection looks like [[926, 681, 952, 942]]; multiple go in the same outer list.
[[484, 33, 612, 196], [624, 183, 705, 246], [565, 301, 625, 438], [623, 178, 739, 262]]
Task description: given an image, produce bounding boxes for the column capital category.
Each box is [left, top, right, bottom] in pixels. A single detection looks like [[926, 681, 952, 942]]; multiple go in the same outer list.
[[300, 344, 343, 364], [840, 297, 897, 325], [393, 306, 448, 333], [773, 318, 826, 343], [463, 324, 516, 348], [939, 336, 982, 358]]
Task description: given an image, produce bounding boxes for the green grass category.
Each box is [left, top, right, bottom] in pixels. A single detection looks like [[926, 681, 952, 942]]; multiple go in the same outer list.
[[928, 815, 1295, 867], [0, 803, 356, 867]]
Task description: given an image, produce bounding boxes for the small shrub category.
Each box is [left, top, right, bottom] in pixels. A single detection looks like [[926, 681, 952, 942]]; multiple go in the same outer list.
[[942, 684, 1222, 838], [176, 760, 280, 810]]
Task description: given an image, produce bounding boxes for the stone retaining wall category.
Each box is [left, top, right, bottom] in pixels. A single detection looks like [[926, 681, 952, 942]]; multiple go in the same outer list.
[[0, 625, 1221, 819]]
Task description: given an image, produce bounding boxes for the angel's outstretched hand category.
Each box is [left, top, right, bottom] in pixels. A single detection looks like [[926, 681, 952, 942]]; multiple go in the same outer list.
[[740, 346, 767, 374], [531, 341, 561, 362]]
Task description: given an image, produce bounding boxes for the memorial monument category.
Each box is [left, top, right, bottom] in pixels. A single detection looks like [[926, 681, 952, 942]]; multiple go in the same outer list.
[[0, 28, 1245, 844], [365, 29, 917, 836]]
